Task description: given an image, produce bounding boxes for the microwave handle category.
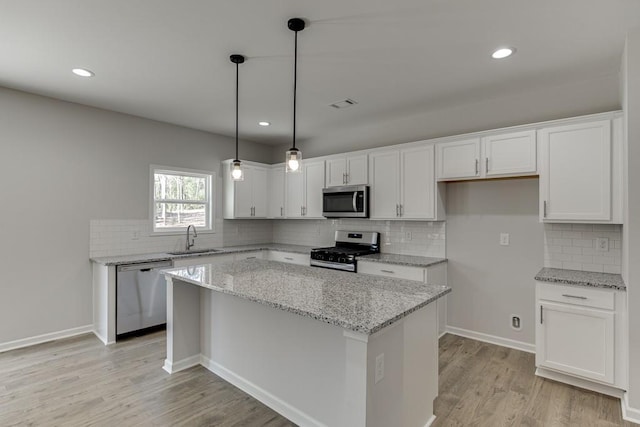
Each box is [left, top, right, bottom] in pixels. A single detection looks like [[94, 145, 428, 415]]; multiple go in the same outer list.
[[353, 192, 358, 212]]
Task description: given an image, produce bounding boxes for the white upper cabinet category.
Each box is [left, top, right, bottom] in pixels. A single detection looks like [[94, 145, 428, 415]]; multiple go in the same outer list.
[[223, 161, 269, 219], [436, 138, 481, 180], [539, 119, 619, 223], [437, 131, 537, 181], [482, 130, 537, 177], [369, 150, 400, 219], [370, 144, 443, 220], [285, 160, 325, 218], [325, 154, 368, 187], [268, 166, 285, 219], [400, 145, 435, 219], [304, 160, 325, 218]]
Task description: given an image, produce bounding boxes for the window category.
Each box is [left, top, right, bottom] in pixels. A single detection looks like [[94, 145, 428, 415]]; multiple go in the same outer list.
[[151, 166, 214, 233]]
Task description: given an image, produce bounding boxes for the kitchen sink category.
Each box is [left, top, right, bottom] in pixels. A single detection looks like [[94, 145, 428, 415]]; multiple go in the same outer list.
[[167, 249, 222, 256]]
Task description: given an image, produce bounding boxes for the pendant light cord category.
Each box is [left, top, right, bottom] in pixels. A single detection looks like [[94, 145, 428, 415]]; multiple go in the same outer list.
[[292, 29, 298, 150], [235, 61, 239, 160]]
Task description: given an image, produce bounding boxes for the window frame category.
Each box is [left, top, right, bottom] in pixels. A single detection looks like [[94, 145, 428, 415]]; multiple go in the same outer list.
[[149, 165, 216, 235]]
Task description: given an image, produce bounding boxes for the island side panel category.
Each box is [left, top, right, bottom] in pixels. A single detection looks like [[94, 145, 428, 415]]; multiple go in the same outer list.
[[365, 303, 438, 427], [164, 277, 201, 373], [200, 289, 350, 427]]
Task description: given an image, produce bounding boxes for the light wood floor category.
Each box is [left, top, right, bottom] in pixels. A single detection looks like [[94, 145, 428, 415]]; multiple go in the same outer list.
[[0, 331, 636, 426]]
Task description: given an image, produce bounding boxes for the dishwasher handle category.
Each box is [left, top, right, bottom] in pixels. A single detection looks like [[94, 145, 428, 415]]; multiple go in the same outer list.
[[117, 260, 173, 272]]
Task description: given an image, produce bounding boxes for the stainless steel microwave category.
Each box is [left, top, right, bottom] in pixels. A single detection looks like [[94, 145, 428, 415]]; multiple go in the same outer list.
[[322, 185, 369, 218]]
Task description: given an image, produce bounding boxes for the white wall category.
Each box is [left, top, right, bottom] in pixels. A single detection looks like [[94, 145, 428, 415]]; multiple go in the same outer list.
[[271, 74, 621, 161], [622, 27, 640, 414], [0, 86, 272, 345], [445, 179, 543, 347]]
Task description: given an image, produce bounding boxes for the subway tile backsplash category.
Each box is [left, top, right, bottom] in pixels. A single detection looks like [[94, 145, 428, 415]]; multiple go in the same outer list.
[[272, 219, 446, 258], [543, 223, 622, 274], [89, 219, 273, 258], [90, 218, 445, 259]]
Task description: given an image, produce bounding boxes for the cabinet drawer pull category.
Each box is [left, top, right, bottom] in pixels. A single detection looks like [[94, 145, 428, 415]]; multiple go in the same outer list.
[[380, 269, 395, 274], [540, 305, 543, 324], [561, 294, 588, 300], [245, 256, 257, 259], [284, 257, 294, 261]]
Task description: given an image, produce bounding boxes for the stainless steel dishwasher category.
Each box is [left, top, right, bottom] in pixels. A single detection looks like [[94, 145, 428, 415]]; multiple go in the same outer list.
[[116, 260, 173, 338]]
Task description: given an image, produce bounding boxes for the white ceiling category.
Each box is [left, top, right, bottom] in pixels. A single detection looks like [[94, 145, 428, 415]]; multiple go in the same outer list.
[[2, 0, 639, 146]]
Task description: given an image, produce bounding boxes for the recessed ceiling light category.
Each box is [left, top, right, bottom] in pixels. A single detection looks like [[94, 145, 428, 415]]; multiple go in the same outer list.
[[258, 121, 270, 126], [72, 68, 94, 77], [491, 48, 515, 59]]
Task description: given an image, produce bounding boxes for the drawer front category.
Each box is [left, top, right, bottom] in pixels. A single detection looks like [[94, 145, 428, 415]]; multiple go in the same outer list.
[[358, 261, 424, 282], [537, 282, 615, 310], [267, 251, 310, 266], [235, 251, 264, 261]]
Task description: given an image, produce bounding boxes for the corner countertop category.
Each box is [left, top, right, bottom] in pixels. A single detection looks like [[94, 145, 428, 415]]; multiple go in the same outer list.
[[357, 253, 447, 268], [535, 267, 626, 291], [90, 243, 314, 266], [163, 259, 451, 335]]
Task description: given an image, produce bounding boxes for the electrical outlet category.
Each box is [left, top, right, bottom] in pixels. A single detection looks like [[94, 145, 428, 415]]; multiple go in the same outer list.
[[375, 353, 385, 384], [405, 231, 412, 241], [596, 237, 609, 252], [511, 315, 521, 331], [500, 233, 510, 246]]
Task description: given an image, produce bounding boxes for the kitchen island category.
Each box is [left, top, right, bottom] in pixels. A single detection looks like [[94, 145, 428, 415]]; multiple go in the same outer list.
[[163, 259, 450, 427]]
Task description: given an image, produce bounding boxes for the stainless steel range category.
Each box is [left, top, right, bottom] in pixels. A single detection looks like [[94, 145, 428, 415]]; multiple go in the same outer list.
[[310, 231, 380, 272]]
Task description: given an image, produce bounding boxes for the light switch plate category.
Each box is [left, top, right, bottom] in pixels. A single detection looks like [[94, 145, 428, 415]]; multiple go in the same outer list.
[[500, 233, 510, 246], [596, 237, 609, 252]]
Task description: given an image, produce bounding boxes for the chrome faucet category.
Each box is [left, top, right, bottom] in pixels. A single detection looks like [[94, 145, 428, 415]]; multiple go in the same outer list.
[[186, 225, 197, 251]]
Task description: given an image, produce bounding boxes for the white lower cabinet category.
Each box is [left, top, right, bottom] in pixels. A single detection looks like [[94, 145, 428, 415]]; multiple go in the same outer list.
[[535, 282, 627, 393], [266, 251, 310, 266], [358, 261, 448, 336]]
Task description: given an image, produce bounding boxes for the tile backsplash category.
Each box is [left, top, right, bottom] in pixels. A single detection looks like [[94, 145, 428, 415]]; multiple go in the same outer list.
[[90, 218, 446, 259], [90, 219, 273, 258], [272, 219, 446, 258], [543, 223, 622, 274]]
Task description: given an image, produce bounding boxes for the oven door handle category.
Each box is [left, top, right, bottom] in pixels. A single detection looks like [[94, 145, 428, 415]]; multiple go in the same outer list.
[[352, 192, 358, 212]]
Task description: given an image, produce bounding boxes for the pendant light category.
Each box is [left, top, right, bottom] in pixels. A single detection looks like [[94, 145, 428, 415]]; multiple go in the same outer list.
[[230, 54, 245, 181], [285, 18, 306, 173]]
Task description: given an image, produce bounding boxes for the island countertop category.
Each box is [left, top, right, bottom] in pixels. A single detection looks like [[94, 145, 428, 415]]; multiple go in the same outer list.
[[163, 259, 450, 335]]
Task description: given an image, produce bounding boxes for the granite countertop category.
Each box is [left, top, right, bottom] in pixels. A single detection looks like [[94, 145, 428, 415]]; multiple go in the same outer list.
[[535, 267, 626, 291], [164, 259, 451, 335], [91, 243, 314, 266], [357, 253, 447, 268]]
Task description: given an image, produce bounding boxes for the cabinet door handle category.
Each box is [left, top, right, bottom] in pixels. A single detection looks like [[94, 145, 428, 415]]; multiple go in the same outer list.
[[246, 256, 257, 260], [395, 204, 399, 217], [346, 173, 349, 184], [400, 204, 403, 216], [381, 269, 395, 274], [543, 201, 547, 218], [284, 257, 294, 261], [475, 159, 479, 175], [280, 207, 284, 217], [485, 157, 489, 172], [301, 206, 304, 216], [561, 294, 588, 300], [540, 305, 543, 324]]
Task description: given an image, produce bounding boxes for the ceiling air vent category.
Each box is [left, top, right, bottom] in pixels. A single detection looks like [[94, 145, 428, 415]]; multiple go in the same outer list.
[[329, 99, 358, 109]]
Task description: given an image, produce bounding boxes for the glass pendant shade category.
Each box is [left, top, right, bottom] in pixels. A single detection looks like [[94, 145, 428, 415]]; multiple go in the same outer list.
[[231, 160, 244, 181], [285, 148, 302, 173]]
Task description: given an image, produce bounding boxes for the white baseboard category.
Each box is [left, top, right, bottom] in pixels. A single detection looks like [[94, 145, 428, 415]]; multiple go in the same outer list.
[[445, 325, 535, 354], [424, 414, 436, 427], [162, 354, 201, 374], [535, 367, 623, 398], [622, 393, 640, 424], [0, 325, 93, 353], [201, 355, 326, 427]]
